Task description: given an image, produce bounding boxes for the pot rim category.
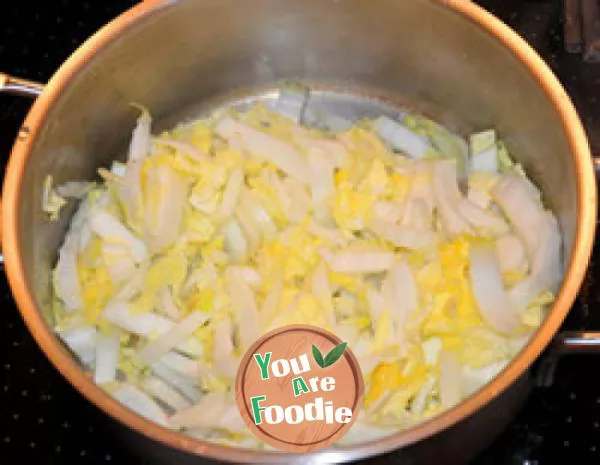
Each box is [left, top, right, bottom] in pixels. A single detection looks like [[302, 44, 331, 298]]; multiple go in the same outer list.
[[2, 0, 597, 463]]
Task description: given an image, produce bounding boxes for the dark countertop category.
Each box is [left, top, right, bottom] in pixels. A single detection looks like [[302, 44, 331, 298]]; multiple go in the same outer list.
[[1, 1, 600, 464]]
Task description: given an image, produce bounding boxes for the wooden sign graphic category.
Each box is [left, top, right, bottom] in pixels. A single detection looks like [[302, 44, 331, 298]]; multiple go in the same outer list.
[[235, 325, 364, 452]]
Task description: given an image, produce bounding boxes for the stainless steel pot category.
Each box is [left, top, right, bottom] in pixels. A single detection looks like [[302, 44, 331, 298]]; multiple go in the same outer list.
[[0, 0, 598, 463]]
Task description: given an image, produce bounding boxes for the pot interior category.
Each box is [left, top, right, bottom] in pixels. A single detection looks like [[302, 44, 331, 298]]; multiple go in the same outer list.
[[9, 0, 581, 458]]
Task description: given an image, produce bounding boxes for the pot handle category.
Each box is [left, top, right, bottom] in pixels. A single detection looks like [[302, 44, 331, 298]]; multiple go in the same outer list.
[[536, 331, 600, 387], [0, 72, 45, 97], [536, 156, 600, 386], [551, 331, 600, 353], [0, 72, 44, 255]]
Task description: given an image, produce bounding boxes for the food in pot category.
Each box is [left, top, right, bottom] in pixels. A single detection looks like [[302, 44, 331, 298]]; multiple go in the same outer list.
[[47, 87, 562, 449]]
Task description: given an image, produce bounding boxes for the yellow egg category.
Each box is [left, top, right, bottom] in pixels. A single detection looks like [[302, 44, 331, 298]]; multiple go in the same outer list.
[[366, 362, 403, 407], [79, 264, 115, 324], [190, 124, 213, 153], [390, 172, 411, 202], [280, 293, 330, 328], [419, 236, 487, 362], [284, 228, 323, 279], [183, 287, 215, 316], [343, 316, 372, 331], [334, 169, 350, 185], [258, 224, 323, 284], [255, 240, 286, 288], [331, 181, 375, 231]]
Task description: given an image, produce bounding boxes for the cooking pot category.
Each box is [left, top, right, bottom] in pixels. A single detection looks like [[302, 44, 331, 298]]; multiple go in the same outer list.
[[0, 0, 598, 463]]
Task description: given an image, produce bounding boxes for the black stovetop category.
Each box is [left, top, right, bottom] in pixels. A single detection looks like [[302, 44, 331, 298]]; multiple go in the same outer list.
[[1, 1, 600, 464]]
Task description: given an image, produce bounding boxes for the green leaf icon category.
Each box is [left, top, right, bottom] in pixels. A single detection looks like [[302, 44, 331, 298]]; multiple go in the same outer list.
[[312, 342, 348, 368], [312, 344, 325, 368], [323, 342, 347, 367]]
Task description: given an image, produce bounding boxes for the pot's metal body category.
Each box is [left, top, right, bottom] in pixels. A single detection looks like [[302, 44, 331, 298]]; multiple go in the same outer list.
[[0, 0, 596, 463]]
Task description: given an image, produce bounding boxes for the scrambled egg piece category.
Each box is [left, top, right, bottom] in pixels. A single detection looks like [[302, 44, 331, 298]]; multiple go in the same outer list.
[[419, 236, 509, 369], [366, 363, 403, 408], [332, 177, 375, 231], [257, 223, 323, 286], [277, 292, 331, 329], [366, 357, 429, 415]]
